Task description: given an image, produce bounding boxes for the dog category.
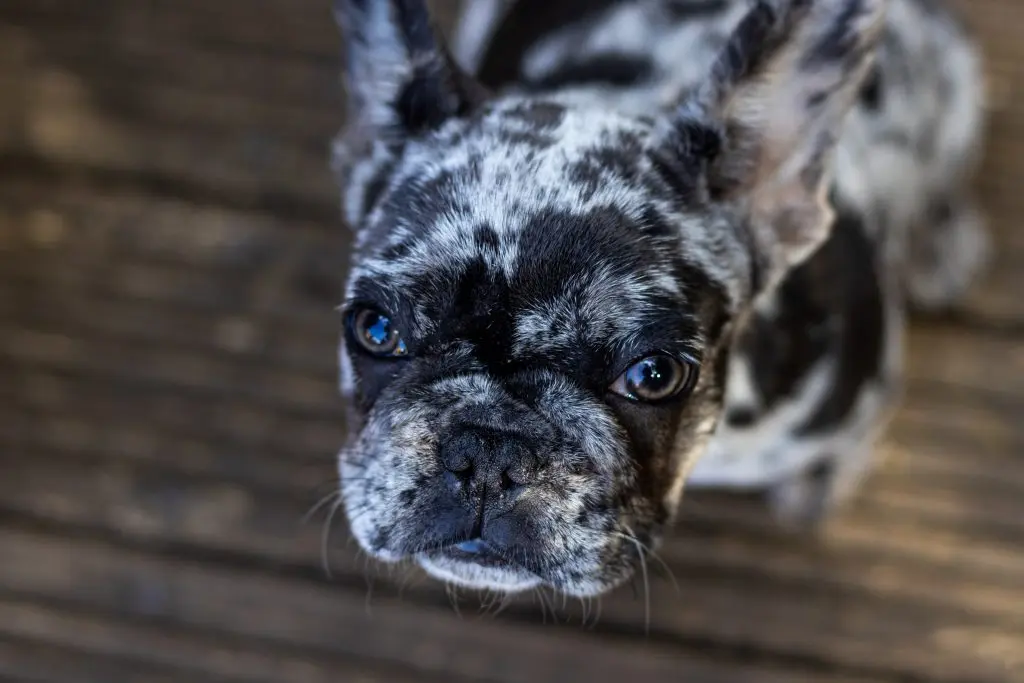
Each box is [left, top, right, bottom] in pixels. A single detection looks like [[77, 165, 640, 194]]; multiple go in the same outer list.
[[330, 0, 988, 597]]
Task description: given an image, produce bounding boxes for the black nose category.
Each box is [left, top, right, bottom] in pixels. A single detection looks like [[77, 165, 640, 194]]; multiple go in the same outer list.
[[439, 426, 540, 496]]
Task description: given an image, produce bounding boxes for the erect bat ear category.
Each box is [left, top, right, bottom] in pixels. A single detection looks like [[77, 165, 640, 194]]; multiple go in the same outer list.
[[665, 0, 885, 288], [335, 0, 491, 143]]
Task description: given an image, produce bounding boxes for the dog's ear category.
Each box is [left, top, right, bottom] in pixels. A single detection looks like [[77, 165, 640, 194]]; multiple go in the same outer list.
[[335, 0, 490, 141], [667, 0, 885, 290]]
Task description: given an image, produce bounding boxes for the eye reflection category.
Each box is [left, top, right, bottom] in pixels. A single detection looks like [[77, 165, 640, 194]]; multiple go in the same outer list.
[[610, 354, 696, 403], [350, 309, 408, 357]]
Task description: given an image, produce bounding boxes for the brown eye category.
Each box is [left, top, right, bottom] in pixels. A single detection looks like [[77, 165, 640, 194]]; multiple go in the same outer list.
[[610, 354, 696, 403], [350, 309, 409, 357]]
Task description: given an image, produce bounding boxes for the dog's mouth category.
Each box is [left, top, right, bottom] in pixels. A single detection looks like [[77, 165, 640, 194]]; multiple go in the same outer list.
[[440, 539, 509, 567], [415, 538, 543, 593]]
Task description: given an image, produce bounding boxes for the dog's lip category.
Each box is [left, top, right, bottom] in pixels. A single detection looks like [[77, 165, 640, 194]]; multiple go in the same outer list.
[[437, 538, 511, 568]]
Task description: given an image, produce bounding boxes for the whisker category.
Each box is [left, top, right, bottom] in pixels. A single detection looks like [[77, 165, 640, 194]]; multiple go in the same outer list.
[[320, 496, 345, 580], [364, 570, 375, 616], [303, 489, 340, 526], [533, 586, 551, 624], [446, 582, 463, 619], [610, 529, 680, 595]]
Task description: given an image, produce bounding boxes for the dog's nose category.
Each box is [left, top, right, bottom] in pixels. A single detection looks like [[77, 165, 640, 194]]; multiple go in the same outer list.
[[439, 427, 540, 495]]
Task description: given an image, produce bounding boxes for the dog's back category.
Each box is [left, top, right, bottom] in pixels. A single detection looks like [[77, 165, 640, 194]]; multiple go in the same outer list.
[[451, 0, 988, 523]]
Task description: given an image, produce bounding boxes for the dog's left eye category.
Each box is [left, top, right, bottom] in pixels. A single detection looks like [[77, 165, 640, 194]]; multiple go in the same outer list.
[[610, 354, 696, 403], [349, 308, 409, 358]]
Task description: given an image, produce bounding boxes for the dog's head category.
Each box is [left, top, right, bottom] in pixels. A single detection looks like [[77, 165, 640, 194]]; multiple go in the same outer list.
[[331, 0, 883, 596]]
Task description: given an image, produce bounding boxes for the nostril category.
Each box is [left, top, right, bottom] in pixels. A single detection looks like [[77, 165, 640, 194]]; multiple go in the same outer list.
[[439, 438, 474, 475], [447, 459, 472, 476], [500, 460, 536, 490], [500, 470, 517, 491]]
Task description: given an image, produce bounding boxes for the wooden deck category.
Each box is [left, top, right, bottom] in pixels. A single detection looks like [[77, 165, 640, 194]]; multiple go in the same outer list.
[[0, 1, 1022, 681]]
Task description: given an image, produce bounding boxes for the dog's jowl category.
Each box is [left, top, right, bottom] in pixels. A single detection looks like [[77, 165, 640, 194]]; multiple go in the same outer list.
[[330, 0, 987, 596]]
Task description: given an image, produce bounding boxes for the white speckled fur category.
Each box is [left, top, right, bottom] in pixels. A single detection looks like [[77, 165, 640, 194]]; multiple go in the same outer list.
[[331, 0, 988, 595]]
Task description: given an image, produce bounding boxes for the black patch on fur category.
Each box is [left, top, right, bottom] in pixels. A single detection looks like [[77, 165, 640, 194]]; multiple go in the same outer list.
[[730, 203, 882, 435], [666, 0, 730, 20], [340, 0, 488, 137], [360, 160, 397, 219], [726, 406, 758, 427], [567, 137, 650, 202], [381, 239, 414, 261], [653, 118, 723, 203], [925, 195, 955, 226], [738, 202, 884, 429], [381, 163, 477, 239], [497, 129, 559, 149], [796, 207, 884, 434], [399, 206, 703, 392], [505, 101, 567, 130], [472, 223, 501, 251], [806, 90, 828, 110], [803, 0, 864, 67], [476, 0, 625, 88], [709, 0, 793, 92], [859, 64, 883, 110], [523, 54, 655, 91]]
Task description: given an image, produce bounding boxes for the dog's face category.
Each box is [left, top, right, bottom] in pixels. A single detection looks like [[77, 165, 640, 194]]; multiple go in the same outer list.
[[332, 0, 882, 596]]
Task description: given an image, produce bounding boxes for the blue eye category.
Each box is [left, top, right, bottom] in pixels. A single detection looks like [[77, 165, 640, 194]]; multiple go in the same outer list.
[[350, 309, 409, 357], [610, 354, 696, 403]]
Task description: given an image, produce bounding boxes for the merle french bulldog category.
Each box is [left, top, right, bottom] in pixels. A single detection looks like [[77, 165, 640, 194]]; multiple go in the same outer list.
[[330, 0, 988, 597]]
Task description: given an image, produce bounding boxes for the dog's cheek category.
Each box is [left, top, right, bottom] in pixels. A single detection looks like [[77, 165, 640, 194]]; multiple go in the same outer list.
[[523, 468, 630, 595], [338, 404, 441, 560]]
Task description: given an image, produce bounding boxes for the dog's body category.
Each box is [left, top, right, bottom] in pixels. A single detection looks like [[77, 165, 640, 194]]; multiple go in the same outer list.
[[332, 0, 987, 596]]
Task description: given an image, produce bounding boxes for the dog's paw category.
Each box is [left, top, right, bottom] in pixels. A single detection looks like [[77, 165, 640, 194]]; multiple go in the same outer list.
[[766, 447, 876, 532], [766, 461, 840, 532], [905, 200, 991, 312]]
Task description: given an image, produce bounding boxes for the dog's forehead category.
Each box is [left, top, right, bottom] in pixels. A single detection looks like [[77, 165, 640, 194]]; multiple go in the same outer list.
[[345, 97, 741, 368], [377, 97, 667, 232], [355, 97, 693, 272], [352, 199, 698, 364]]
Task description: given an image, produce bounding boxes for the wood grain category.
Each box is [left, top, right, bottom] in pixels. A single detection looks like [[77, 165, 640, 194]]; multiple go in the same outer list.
[[0, 0, 1022, 681]]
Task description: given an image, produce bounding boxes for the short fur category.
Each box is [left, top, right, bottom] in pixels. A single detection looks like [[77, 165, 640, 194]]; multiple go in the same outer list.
[[331, 0, 987, 596]]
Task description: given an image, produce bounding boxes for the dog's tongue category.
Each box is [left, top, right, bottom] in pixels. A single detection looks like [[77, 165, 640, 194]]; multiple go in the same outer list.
[[455, 539, 488, 554]]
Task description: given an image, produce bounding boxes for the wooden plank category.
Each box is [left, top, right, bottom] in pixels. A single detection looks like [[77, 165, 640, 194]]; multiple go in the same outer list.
[[0, 600, 456, 683], [3, 429, 1021, 590], [904, 323, 1024, 397], [0, 0, 456, 62], [2, 360, 1020, 534], [2, 448, 1023, 682], [0, 69, 338, 146], [0, 529, 875, 683], [0, 376, 340, 481], [3, 366, 1019, 497], [0, 0, 339, 57], [0, 636, 224, 683], [2, 194, 1020, 402], [2, 307, 1020, 429], [0, 283, 337, 375], [0, 24, 338, 107], [0, 329, 342, 417], [2, 377, 1023, 569], [2, 440, 1024, 634], [0, 202, 341, 323]]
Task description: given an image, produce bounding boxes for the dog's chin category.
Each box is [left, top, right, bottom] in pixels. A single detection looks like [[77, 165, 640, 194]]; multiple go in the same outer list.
[[416, 549, 542, 594]]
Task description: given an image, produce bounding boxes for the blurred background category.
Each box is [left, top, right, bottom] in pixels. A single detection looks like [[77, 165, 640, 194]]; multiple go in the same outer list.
[[0, 0, 1022, 681]]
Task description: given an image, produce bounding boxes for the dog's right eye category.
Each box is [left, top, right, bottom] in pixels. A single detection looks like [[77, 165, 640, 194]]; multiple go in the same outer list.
[[349, 309, 409, 358], [609, 354, 697, 404]]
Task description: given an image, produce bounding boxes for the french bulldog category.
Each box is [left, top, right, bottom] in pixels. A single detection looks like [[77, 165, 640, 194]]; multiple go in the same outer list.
[[330, 0, 988, 596]]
